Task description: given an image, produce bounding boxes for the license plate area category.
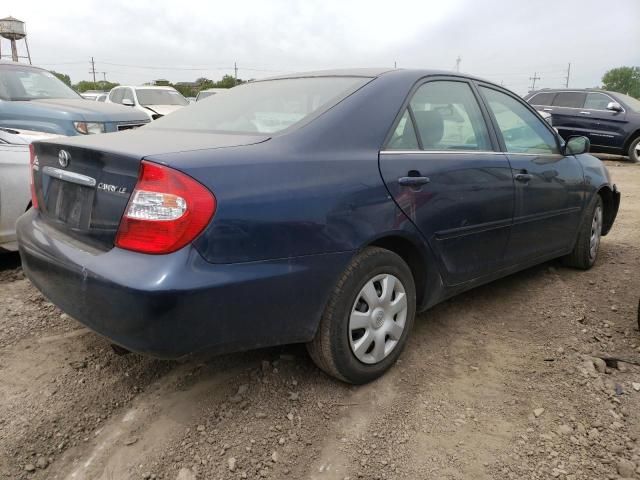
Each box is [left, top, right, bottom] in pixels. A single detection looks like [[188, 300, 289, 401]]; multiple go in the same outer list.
[[43, 177, 95, 229]]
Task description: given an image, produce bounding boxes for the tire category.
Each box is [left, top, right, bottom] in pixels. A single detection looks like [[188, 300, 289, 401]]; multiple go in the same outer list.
[[628, 136, 640, 164], [307, 247, 416, 384], [564, 195, 603, 270]]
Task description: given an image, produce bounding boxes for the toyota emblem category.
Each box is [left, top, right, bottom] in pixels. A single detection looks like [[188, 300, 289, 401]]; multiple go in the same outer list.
[[58, 150, 70, 168]]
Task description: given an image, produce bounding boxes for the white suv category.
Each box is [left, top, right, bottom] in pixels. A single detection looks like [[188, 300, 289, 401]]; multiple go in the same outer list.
[[106, 85, 189, 120]]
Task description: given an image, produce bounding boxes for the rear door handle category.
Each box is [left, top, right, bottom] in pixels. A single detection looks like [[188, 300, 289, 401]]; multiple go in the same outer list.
[[398, 176, 430, 187], [579, 111, 591, 115], [543, 108, 553, 112], [514, 173, 533, 182]]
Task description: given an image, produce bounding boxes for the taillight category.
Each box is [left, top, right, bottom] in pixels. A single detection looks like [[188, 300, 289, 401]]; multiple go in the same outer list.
[[28, 144, 39, 210], [115, 161, 216, 254]]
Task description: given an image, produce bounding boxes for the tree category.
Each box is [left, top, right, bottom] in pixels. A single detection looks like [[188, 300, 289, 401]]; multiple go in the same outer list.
[[602, 66, 640, 99], [51, 71, 71, 87], [213, 75, 244, 88], [73, 80, 119, 93]]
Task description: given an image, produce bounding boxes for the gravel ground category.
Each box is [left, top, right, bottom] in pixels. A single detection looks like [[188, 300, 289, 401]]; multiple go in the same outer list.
[[0, 160, 639, 480]]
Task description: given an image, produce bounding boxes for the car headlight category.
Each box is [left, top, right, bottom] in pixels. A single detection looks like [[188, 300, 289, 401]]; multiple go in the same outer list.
[[73, 121, 106, 135]]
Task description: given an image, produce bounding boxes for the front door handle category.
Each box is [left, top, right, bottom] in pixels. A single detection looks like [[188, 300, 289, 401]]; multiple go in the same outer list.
[[398, 176, 431, 187], [514, 173, 533, 182], [579, 111, 591, 115], [543, 108, 553, 112]]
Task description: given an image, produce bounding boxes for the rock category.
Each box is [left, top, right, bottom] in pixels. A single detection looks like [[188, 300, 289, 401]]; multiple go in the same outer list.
[[272, 451, 279, 462], [196, 424, 206, 432], [592, 357, 607, 374], [288, 392, 299, 401], [176, 468, 196, 480], [632, 382, 640, 392], [228, 457, 237, 472], [35, 457, 48, 469], [611, 305, 618, 312], [24, 464, 35, 472], [286, 412, 294, 421], [616, 459, 636, 477], [617, 362, 628, 372], [124, 436, 138, 446], [533, 408, 545, 418], [237, 384, 249, 396], [557, 425, 572, 435]]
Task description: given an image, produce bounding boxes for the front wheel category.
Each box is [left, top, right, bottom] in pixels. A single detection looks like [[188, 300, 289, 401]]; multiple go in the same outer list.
[[307, 247, 416, 384], [564, 195, 603, 269], [628, 136, 640, 163]]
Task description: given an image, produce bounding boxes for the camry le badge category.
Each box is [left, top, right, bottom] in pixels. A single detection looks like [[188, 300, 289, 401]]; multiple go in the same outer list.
[[58, 150, 70, 168]]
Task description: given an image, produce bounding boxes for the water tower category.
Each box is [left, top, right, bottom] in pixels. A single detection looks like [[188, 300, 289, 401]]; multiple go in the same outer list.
[[0, 16, 31, 64]]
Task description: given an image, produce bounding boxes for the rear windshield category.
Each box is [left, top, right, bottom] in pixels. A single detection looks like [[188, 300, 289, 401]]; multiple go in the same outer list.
[[147, 76, 370, 134], [0, 65, 81, 101], [136, 89, 189, 106]]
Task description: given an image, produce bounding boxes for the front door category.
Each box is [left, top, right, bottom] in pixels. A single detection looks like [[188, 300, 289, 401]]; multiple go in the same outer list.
[[478, 86, 584, 264], [379, 79, 514, 286], [580, 92, 628, 151]]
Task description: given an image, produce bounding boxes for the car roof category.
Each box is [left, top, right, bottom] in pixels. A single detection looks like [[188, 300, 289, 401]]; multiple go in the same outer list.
[[116, 85, 178, 90], [258, 68, 494, 85], [528, 88, 618, 96]]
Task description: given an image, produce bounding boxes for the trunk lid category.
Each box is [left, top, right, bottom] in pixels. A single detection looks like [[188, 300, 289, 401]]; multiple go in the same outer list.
[[32, 130, 269, 251]]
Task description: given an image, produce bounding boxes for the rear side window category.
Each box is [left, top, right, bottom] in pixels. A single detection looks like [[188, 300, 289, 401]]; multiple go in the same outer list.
[[528, 92, 556, 106], [584, 92, 613, 110], [480, 87, 559, 155], [387, 110, 419, 150], [553, 92, 586, 108], [393, 80, 491, 151]]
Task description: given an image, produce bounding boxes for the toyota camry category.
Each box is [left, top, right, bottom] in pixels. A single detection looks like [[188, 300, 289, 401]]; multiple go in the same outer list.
[[17, 69, 620, 383]]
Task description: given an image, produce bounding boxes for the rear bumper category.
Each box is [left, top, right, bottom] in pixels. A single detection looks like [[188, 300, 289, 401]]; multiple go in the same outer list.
[[17, 210, 352, 358]]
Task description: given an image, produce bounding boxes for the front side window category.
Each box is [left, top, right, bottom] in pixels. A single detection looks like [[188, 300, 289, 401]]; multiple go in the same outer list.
[[401, 80, 491, 151], [135, 89, 189, 106], [109, 88, 124, 103], [480, 87, 559, 155], [148, 77, 370, 134], [584, 92, 613, 110], [528, 92, 556, 106], [122, 88, 135, 104], [553, 92, 586, 108], [0, 66, 81, 101]]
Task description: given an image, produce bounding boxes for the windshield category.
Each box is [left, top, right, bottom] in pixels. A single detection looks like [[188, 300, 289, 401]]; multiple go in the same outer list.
[[148, 77, 370, 134], [615, 92, 640, 112], [136, 89, 189, 106], [0, 65, 81, 101]]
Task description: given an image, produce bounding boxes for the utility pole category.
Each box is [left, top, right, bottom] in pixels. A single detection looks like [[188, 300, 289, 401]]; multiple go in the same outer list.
[[394, 61, 397, 69], [234, 61, 238, 86], [529, 72, 541, 91], [102, 72, 107, 82], [564, 62, 571, 88], [455, 56, 461, 72], [89, 57, 97, 83]]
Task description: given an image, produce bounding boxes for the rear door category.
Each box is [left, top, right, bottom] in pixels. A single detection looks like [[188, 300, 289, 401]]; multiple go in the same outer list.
[[549, 91, 587, 141], [478, 85, 584, 264], [580, 92, 628, 150], [379, 78, 515, 286]]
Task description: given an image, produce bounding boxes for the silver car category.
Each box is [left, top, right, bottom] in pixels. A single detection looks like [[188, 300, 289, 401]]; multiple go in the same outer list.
[[0, 127, 57, 251]]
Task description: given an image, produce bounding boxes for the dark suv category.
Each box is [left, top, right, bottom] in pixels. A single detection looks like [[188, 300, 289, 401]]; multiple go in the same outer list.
[[524, 89, 640, 163]]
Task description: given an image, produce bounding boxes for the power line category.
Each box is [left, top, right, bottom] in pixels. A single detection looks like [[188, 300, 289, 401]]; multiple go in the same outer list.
[[529, 72, 541, 91]]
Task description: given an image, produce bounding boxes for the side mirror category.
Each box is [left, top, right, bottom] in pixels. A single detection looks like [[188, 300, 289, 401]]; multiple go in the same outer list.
[[565, 136, 590, 155], [122, 98, 134, 107], [607, 101, 623, 112]]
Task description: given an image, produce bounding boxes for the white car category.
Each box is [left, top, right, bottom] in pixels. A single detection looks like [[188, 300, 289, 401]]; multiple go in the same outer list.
[[106, 85, 189, 120], [0, 127, 58, 251]]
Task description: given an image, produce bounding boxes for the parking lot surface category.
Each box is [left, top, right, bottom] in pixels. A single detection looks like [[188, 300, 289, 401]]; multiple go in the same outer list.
[[1, 161, 639, 480]]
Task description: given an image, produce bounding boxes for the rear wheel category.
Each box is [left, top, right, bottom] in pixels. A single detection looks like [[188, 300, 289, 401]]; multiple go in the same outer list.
[[628, 136, 640, 163], [564, 196, 603, 269], [307, 247, 416, 384]]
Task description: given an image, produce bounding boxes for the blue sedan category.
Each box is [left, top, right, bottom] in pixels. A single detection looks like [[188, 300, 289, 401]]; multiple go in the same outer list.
[[17, 69, 620, 384]]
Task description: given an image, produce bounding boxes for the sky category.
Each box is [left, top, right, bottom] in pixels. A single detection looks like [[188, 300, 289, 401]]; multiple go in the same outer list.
[[2, 0, 639, 95]]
